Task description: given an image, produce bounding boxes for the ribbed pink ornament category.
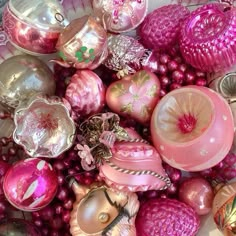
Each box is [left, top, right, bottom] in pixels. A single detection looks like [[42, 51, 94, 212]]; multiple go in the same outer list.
[[138, 4, 190, 51], [179, 3, 236, 72], [65, 70, 105, 117], [136, 198, 200, 236]]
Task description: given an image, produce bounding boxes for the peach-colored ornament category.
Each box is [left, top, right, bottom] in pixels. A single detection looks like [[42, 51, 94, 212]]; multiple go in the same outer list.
[[212, 182, 236, 236], [151, 86, 234, 171], [70, 180, 139, 236], [106, 70, 160, 124]]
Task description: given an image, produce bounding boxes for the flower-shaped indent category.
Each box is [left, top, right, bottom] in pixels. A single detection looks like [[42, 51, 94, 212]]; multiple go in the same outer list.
[[13, 97, 76, 158], [219, 73, 236, 97], [156, 90, 213, 143]]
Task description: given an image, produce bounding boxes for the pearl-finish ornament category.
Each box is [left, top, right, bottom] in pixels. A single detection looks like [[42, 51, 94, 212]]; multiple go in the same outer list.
[[0, 55, 56, 109], [65, 70, 105, 117], [3, 158, 58, 211], [136, 198, 200, 236], [92, 0, 148, 33], [106, 70, 160, 124], [178, 177, 214, 215], [151, 86, 234, 171], [212, 182, 236, 236], [70, 180, 140, 236]]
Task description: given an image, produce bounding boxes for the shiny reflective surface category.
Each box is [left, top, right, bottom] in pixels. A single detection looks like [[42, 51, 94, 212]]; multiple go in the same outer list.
[[0, 55, 55, 108], [13, 96, 76, 158]]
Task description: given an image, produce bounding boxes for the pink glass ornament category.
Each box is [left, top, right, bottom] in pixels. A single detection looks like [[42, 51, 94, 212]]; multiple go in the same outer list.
[[104, 34, 159, 74], [178, 177, 214, 215], [179, 3, 236, 72], [2, 0, 67, 55], [151, 86, 234, 171], [3, 158, 58, 211], [52, 15, 108, 70], [92, 0, 148, 33], [70, 180, 140, 236], [136, 198, 200, 236], [106, 70, 160, 124], [99, 141, 171, 192], [138, 4, 190, 51], [65, 70, 105, 117], [13, 96, 76, 158]]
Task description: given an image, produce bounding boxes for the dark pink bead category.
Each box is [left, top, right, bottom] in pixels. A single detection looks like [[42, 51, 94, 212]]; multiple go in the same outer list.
[[172, 70, 185, 84], [195, 78, 207, 86], [158, 64, 168, 75], [160, 75, 171, 87], [170, 83, 182, 90], [168, 60, 179, 71], [159, 54, 171, 64]]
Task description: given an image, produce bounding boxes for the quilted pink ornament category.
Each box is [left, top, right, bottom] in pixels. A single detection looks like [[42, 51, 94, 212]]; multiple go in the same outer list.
[[3, 158, 58, 211], [151, 86, 234, 171], [138, 4, 190, 51], [92, 0, 148, 33], [65, 70, 105, 117], [179, 3, 236, 72], [106, 70, 160, 124], [99, 141, 171, 192], [136, 198, 200, 236]]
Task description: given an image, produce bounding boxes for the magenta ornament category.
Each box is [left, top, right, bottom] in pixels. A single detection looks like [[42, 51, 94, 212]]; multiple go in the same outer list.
[[65, 70, 105, 117], [3, 158, 58, 211], [92, 0, 148, 33], [13, 96, 76, 158], [138, 4, 190, 51], [151, 86, 234, 171], [179, 3, 236, 72], [136, 198, 200, 236]]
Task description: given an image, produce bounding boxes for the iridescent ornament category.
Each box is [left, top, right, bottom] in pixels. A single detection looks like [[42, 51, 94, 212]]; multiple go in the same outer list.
[[92, 0, 148, 33], [3, 158, 58, 211], [136, 198, 200, 236], [3, 0, 68, 55], [0, 55, 56, 109], [0, 218, 41, 236], [13, 96, 76, 158], [179, 3, 236, 72], [70, 180, 140, 236], [138, 4, 190, 51], [65, 70, 105, 117], [106, 70, 160, 124], [53, 15, 108, 70], [151, 86, 234, 171], [212, 182, 236, 235]]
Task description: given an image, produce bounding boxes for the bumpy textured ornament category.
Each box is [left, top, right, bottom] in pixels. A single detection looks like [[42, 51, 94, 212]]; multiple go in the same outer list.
[[104, 34, 159, 74], [179, 3, 236, 72], [0, 55, 56, 109], [53, 15, 108, 70], [92, 0, 148, 33], [151, 86, 234, 171], [65, 70, 105, 117], [106, 70, 160, 124], [70, 180, 140, 236], [212, 182, 236, 235], [138, 4, 190, 51], [136, 198, 200, 236], [13, 96, 76, 158], [3, 158, 58, 211]]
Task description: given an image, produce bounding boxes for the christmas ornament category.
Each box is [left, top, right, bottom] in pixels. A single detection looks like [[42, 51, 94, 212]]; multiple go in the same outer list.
[[135, 198, 200, 236], [3, 0, 68, 55], [65, 70, 105, 117], [0, 0, 8, 23], [0, 55, 56, 109], [151, 86, 234, 171], [53, 15, 108, 70], [0, 218, 41, 236], [106, 70, 160, 124], [212, 182, 236, 235], [3, 158, 58, 211], [92, 0, 148, 33], [104, 34, 159, 74], [178, 177, 214, 215], [138, 4, 190, 51], [70, 180, 140, 236], [179, 3, 236, 72], [13, 96, 76, 158]]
